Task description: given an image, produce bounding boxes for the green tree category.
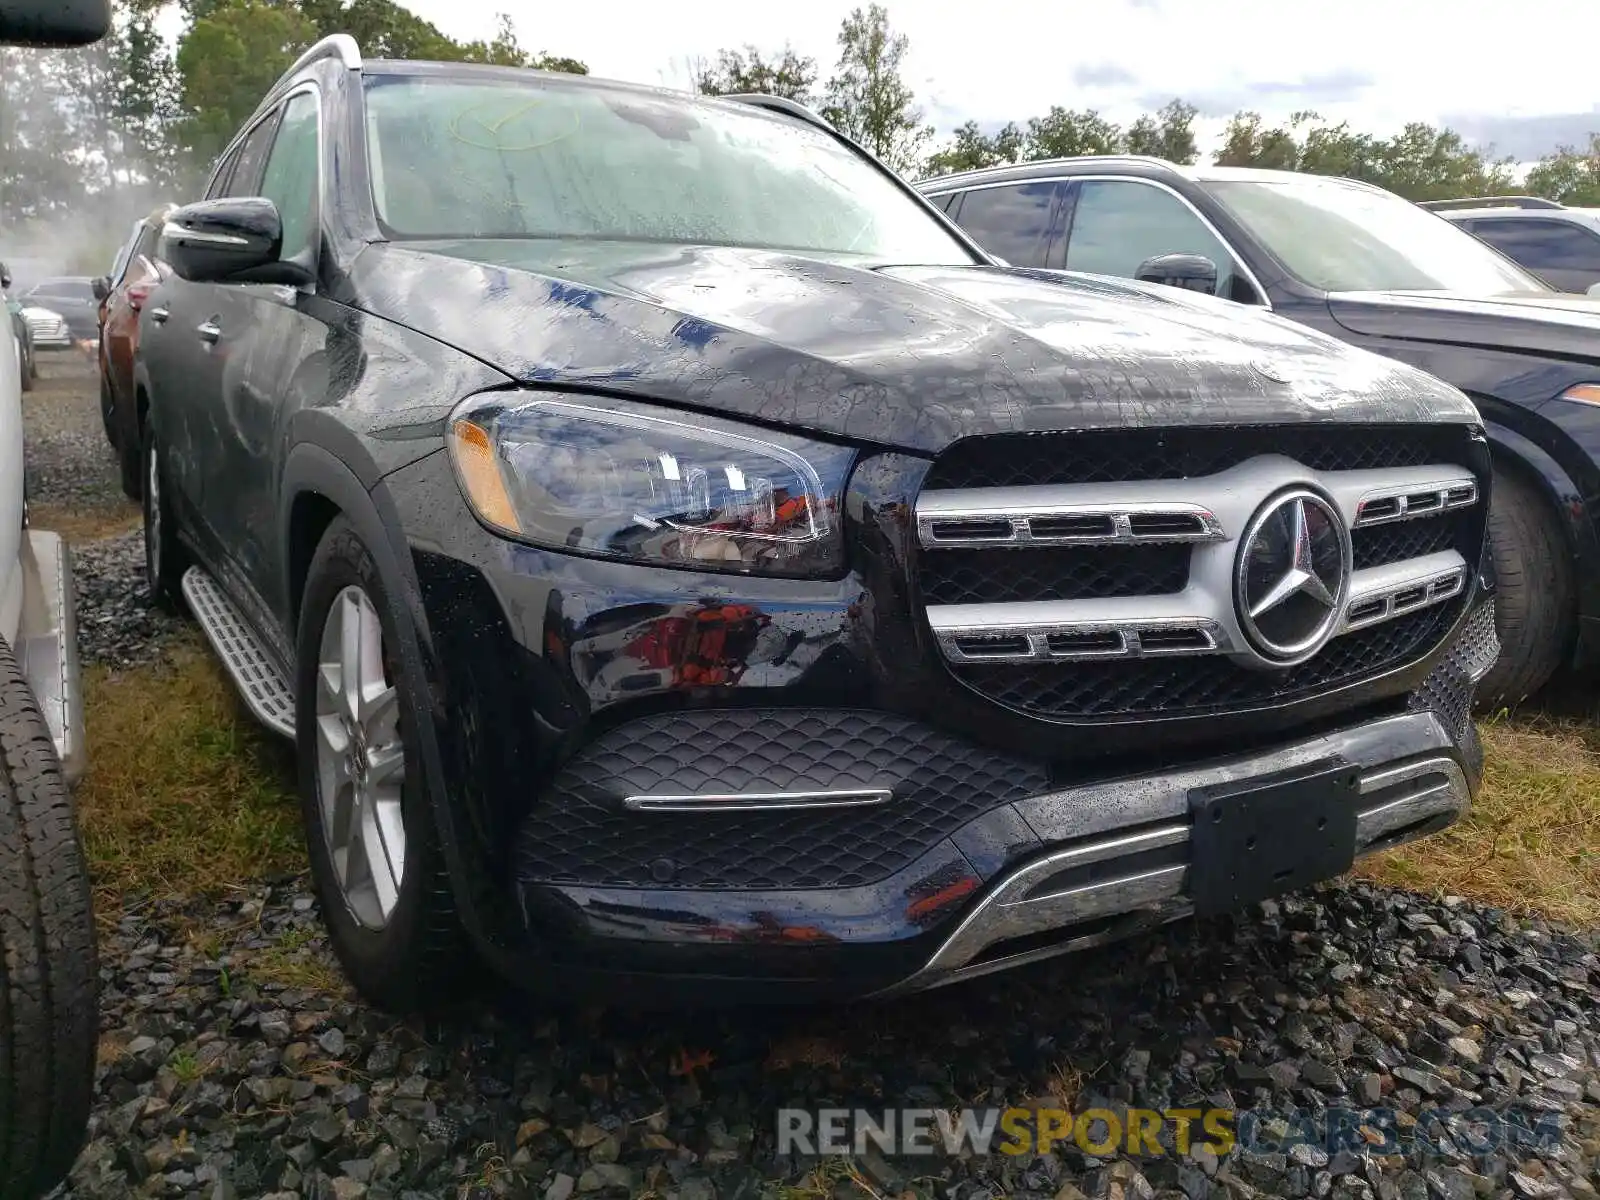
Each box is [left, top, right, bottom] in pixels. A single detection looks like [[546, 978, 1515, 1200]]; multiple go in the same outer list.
[[1214, 110, 1302, 169], [1524, 135, 1600, 206], [695, 44, 816, 103], [820, 4, 931, 174], [1369, 122, 1514, 202], [1122, 98, 1198, 164], [175, 0, 317, 162], [922, 120, 1022, 176], [1023, 106, 1121, 160]]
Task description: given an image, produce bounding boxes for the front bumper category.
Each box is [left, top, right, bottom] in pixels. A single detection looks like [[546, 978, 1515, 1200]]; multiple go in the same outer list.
[[15, 530, 85, 783], [503, 600, 1495, 1002]]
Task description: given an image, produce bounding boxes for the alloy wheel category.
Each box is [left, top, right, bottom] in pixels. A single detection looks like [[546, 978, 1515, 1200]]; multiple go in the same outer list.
[[314, 585, 407, 929]]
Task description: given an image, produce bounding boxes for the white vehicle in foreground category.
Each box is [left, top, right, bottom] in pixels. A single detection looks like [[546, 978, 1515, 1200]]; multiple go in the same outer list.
[[0, 4, 103, 1191]]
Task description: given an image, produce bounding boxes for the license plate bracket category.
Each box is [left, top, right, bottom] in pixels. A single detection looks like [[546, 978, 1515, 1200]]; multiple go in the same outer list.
[[1188, 758, 1360, 918]]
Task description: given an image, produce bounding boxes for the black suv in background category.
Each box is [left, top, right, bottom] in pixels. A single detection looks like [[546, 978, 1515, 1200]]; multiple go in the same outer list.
[[137, 43, 1499, 1010], [1421, 196, 1600, 294], [920, 158, 1600, 708]]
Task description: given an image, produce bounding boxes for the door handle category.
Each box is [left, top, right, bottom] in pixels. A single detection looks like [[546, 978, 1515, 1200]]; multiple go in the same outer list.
[[149, 306, 169, 324], [197, 321, 221, 344]]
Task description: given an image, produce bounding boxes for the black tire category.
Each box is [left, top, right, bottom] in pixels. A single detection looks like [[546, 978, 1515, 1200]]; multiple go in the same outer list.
[[17, 343, 31, 395], [1476, 466, 1575, 711], [98, 372, 115, 448], [294, 517, 466, 1011], [0, 641, 97, 1200], [140, 418, 188, 611]]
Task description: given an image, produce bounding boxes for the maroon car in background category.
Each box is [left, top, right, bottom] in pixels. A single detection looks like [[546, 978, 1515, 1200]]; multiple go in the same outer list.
[[95, 203, 175, 498]]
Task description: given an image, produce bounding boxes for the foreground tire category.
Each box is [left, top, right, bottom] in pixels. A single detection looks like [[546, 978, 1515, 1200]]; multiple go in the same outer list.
[[1476, 467, 1575, 711], [0, 640, 97, 1200], [140, 419, 187, 611], [295, 517, 465, 1011]]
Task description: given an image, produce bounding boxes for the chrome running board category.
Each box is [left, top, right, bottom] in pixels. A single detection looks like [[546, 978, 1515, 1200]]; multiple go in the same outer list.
[[181, 567, 295, 739]]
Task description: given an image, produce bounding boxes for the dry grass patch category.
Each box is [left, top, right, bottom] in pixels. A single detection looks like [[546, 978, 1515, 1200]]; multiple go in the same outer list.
[[32, 501, 140, 545], [1355, 718, 1600, 926], [76, 634, 302, 909]]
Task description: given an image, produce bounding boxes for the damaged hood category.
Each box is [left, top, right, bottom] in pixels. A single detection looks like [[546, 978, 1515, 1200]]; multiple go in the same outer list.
[[350, 240, 1480, 453]]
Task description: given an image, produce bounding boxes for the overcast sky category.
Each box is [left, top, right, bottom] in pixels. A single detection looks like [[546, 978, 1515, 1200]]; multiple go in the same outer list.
[[200, 0, 1600, 162]]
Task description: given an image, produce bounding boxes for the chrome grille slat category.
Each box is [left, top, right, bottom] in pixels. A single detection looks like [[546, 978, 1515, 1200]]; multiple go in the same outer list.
[[916, 447, 1483, 682], [929, 551, 1467, 663]]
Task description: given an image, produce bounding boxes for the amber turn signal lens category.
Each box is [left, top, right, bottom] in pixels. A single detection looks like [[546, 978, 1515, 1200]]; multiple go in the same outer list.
[[1561, 384, 1600, 406], [447, 418, 522, 533]]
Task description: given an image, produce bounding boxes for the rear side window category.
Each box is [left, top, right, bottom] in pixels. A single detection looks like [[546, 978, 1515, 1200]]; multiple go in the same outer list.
[[205, 145, 243, 200], [1470, 219, 1600, 272], [949, 182, 1070, 268], [225, 110, 282, 198]]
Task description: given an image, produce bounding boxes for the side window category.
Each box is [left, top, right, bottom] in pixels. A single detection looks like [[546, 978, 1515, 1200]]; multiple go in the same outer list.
[[1471, 219, 1600, 272], [257, 92, 320, 263], [926, 192, 956, 215], [226, 111, 281, 199], [1065, 180, 1242, 298], [204, 145, 243, 200], [950, 182, 1070, 268]]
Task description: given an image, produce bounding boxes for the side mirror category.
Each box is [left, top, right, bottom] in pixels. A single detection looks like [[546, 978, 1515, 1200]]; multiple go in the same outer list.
[[1587, 282, 1600, 298], [0, 0, 111, 46], [91, 275, 110, 302], [159, 197, 309, 286], [1136, 252, 1220, 295], [0, 262, 10, 290]]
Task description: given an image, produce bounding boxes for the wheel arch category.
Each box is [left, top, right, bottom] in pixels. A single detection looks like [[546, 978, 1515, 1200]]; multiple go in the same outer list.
[[279, 441, 513, 967], [1474, 407, 1600, 666]]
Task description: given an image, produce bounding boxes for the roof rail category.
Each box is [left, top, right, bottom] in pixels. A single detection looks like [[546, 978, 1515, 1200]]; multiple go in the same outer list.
[[282, 33, 362, 81], [1419, 195, 1562, 212], [722, 93, 836, 134]]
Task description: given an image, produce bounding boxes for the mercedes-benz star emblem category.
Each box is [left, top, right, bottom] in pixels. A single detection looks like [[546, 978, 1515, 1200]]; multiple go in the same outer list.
[[1234, 490, 1352, 665]]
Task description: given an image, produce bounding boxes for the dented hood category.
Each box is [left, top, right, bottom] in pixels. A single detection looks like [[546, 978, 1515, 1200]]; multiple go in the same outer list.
[[350, 240, 1480, 453]]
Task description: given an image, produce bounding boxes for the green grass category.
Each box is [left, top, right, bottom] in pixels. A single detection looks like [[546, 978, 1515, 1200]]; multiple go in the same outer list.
[[76, 633, 1599, 939], [76, 634, 303, 912], [1355, 716, 1600, 925]]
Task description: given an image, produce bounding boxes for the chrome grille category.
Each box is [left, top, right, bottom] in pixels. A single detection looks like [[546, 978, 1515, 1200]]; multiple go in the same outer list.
[[916, 426, 1485, 720]]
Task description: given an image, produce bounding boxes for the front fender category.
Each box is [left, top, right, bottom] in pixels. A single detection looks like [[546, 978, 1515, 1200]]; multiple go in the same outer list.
[[278, 441, 525, 972], [1477, 412, 1600, 665]]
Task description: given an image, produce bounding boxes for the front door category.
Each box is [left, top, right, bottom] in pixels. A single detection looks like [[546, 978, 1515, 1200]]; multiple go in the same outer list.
[[201, 88, 328, 638]]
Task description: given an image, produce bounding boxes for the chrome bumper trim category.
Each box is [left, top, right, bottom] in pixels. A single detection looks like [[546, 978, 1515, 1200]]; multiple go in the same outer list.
[[623, 787, 892, 813], [875, 710, 1471, 998]]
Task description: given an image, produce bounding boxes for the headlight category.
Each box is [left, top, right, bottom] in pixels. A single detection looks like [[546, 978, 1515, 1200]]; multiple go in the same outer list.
[[447, 393, 856, 578]]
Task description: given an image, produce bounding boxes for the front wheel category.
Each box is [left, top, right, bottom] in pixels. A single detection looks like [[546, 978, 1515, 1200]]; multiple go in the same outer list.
[[295, 517, 465, 1011], [0, 640, 97, 1200], [1476, 467, 1575, 711]]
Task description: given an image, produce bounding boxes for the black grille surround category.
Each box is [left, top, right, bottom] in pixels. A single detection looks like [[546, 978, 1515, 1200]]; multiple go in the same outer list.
[[916, 424, 1488, 721], [921, 424, 1476, 490]]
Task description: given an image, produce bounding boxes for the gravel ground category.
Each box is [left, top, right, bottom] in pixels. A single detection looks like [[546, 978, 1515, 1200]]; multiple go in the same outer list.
[[22, 356, 187, 668], [23, 360, 1600, 1200]]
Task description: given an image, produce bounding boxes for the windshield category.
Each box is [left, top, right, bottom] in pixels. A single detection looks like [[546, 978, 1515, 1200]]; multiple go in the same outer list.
[[1205, 177, 1548, 294], [27, 279, 93, 302], [361, 73, 974, 263]]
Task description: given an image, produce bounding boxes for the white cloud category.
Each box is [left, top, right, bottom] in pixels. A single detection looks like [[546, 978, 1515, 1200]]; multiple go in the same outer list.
[[175, 0, 1600, 158]]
